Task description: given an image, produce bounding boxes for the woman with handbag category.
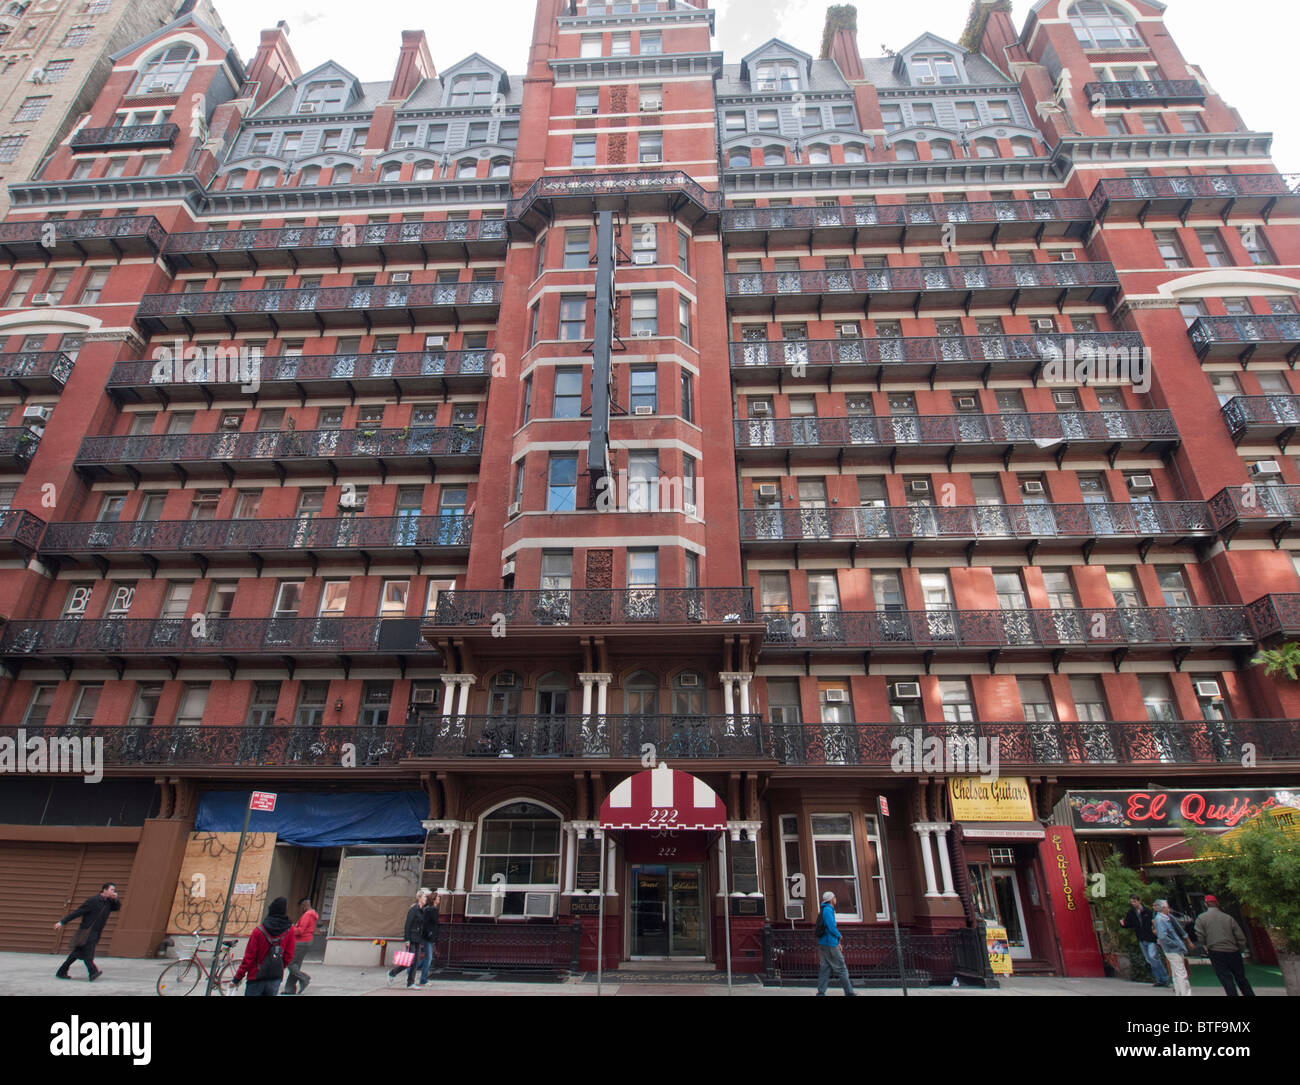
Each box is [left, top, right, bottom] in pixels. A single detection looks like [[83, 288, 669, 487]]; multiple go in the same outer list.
[[387, 888, 429, 988]]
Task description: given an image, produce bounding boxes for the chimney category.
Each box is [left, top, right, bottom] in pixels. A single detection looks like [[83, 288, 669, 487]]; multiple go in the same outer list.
[[960, 0, 1022, 64], [820, 5, 863, 82], [390, 30, 436, 103], [245, 22, 301, 104]]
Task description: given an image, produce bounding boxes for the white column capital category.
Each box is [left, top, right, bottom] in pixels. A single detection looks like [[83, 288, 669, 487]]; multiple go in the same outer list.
[[442, 673, 476, 687], [421, 820, 460, 833], [569, 820, 603, 840], [579, 672, 613, 685], [727, 820, 762, 843]]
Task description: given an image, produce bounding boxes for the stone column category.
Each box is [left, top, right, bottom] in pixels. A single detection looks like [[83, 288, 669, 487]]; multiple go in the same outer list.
[[455, 675, 475, 716], [453, 820, 474, 894], [737, 672, 753, 716], [562, 825, 578, 894], [440, 677, 458, 716], [579, 675, 595, 718], [934, 822, 958, 897], [913, 823, 940, 898]]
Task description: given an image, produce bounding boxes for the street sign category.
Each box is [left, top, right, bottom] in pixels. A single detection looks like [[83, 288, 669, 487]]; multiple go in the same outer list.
[[879, 796, 890, 818], [250, 791, 277, 812]]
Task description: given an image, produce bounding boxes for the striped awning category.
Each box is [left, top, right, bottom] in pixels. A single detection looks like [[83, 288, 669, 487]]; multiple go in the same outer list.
[[599, 762, 727, 831]]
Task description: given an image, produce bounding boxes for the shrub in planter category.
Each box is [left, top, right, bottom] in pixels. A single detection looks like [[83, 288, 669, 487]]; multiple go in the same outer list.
[[1089, 854, 1171, 983]]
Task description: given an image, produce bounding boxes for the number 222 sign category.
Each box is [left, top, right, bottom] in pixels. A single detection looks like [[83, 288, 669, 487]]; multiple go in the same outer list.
[[648, 808, 678, 824]]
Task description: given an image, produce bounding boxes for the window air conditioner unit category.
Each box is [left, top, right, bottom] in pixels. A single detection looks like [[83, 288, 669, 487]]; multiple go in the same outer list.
[[28, 68, 45, 84], [1022, 480, 1046, 494], [501, 560, 516, 578], [22, 405, 50, 424], [426, 335, 446, 347], [390, 272, 411, 283], [634, 405, 654, 415], [1251, 460, 1281, 477], [298, 103, 316, 114], [1194, 680, 1222, 698], [494, 671, 518, 687], [524, 892, 557, 918], [679, 673, 700, 687], [750, 402, 771, 415], [757, 483, 779, 500], [918, 76, 937, 85], [634, 329, 655, 338], [641, 99, 662, 111], [1032, 190, 1052, 200], [641, 154, 661, 164], [146, 81, 173, 93], [956, 396, 978, 410], [909, 480, 931, 494], [963, 120, 980, 128], [577, 106, 598, 116], [411, 687, 438, 704], [839, 324, 858, 336], [1058, 252, 1077, 262], [892, 682, 922, 700], [784, 900, 805, 921], [393, 141, 413, 149], [1052, 391, 1077, 405], [1035, 319, 1055, 330], [824, 689, 848, 702], [29, 293, 55, 306], [221, 415, 241, 429], [507, 501, 522, 518], [1128, 474, 1155, 491], [465, 892, 504, 918], [684, 502, 698, 516]]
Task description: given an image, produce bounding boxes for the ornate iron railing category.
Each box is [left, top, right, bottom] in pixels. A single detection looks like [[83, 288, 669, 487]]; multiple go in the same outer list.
[[729, 332, 1145, 372], [0, 215, 166, 250], [164, 218, 508, 258], [109, 350, 490, 391], [403, 713, 765, 759], [733, 411, 1177, 450], [739, 501, 1211, 543], [764, 925, 981, 986], [0, 351, 74, 386], [74, 427, 483, 468], [766, 719, 1294, 768], [1221, 395, 1300, 440], [725, 262, 1119, 297], [722, 198, 1093, 233], [1208, 484, 1300, 529], [0, 509, 45, 552], [1245, 594, 1300, 640], [435, 922, 581, 974], [41, 514, 473, 555], [70, 123, 179, 150], [1189, 316, 1300, 353], [509, 170, 719, 220], [0, 617, 434, 656], [1090, 173, 1300, 212], [137, 281, 503, 320], [0, 427, 39, 466], [1082, 79, 1204, 104], [760, 606, 1252, 649], [427, 588, 757, 628]]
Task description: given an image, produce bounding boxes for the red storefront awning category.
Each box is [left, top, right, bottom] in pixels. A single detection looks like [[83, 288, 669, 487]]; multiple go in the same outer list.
[[599, 762, 727, 831]]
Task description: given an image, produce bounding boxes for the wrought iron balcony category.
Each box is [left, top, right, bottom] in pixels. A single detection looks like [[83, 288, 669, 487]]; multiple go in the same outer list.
[[1089, 173, 1300, 226], [1221, 395, 1300, 448], [0, 617, 435, 659], [163, 218, 509, 272], [739, 501, 1212, 549], [508, 170, 719, 234], [729, 332, 1147, 383], [404, 713, 766, 760], [0, 351, 74, 395], [74, 426, 483, 483], [0, 509, 45, 556], [1082, 79, 1204, 106], [733, 411, 1178, 464], [70, 123, 179, 151], [760, 606, 1252, 652], [425, 588, 758, 633], [1208, 484, 1300, 546], [108, 349, 491, 404], [0, 215, 166, 262], [769, 718, 1299, 768], [136, 280, 504, 334], [721, 197, 1094, 247], [41, 514, 473, 566], [724, 262, 1119, 314], [1245, 593, 1300, 642], [0, 426, 39, 469], [1188, 316, 1300, 364]]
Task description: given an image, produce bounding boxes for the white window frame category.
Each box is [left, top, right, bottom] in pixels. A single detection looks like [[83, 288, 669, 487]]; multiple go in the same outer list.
[[810, 813, 862, 922]]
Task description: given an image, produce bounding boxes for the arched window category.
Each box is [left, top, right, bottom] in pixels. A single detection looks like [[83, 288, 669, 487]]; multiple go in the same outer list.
[[929, 139, 954, 160], [225, 168, 247, 190], [728, 147, 751, 168], [624, 671, 658, 716], [449, 72, 495, 107], [299, 80, 347, 113], [973, 137, 998, 159], [257, 167, 277, 188], [474, 800, 562, 914], [331, 164, 353, 185], [672, 671, 705, 716], [298, 164, 321, 186], [536, 672, 570, 715], [842, 143, 866, 164], [892, 140, 917, 162], [1068, 1, 1142, 49], [489, 157, 511, 178], [136, 43, 199, 94], [457, 158, 478, 178], [806, 143, 830, 165], [1009, 136, 1035, 158], [754, 60, 800, 92], [381, 162, 402, 182], [412, 161, 436, 181], [764, 145, 786, 166]]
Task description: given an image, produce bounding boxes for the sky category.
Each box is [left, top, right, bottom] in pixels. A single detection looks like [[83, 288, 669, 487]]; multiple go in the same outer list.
[[212, 0, 1300, 174]]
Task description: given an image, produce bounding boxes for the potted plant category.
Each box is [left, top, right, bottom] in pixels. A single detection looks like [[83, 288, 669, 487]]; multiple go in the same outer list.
[[1089, 854, 1169, 982], [1189, 810, 1300, 995]]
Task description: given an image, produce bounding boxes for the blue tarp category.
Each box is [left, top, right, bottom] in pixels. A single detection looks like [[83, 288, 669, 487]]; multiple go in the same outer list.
[[195, 791, 427, 847]]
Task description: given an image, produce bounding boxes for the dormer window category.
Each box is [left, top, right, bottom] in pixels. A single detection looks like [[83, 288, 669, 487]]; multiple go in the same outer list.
[[910, 54, 958, 85], [135, 43, 199, 95], [755, 61, 799, 92], [300, 81, 346, 114], [1068, 1, 1142, 49], [450, 73, 495, 108]]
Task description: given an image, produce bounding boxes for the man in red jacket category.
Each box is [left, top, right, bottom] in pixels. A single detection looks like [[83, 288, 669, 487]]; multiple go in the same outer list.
[[231, 897, 296, 997], [283, 896, 318, 995]]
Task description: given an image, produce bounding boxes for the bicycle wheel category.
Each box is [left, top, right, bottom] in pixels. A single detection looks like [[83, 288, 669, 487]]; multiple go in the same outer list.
[[215, 959, 238, 996], [156, 959, 202, 996]]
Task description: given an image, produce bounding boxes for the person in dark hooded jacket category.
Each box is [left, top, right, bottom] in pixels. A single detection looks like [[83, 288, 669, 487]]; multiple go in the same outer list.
[[54, 882, 120, 981], [388, 888, 429, 988], [231, 897, 296, 997]]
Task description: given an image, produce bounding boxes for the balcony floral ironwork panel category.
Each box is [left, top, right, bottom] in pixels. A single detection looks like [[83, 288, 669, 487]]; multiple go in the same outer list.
[[429, 588, 756, 629]]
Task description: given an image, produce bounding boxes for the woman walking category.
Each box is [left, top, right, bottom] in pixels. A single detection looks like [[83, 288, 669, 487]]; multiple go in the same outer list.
[[387, 888, 429, 988]]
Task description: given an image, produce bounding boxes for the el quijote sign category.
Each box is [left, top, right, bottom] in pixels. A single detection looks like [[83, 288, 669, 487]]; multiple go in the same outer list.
[[1066, 787, 1299, 831]]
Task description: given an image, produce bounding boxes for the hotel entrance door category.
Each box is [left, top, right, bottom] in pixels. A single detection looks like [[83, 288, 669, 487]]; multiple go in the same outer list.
[[630, 863, 706, 958]]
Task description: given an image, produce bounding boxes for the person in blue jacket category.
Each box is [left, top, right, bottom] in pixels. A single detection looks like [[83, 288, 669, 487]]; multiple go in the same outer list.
[[816, 891, 857, 996]]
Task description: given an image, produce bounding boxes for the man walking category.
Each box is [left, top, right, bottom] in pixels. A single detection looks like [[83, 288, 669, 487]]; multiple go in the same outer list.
[[815, 891, 856, 996], [1194, 895, 1255, 997], [230, 897, 296, 996], [283, 896, 318, 995], [1120, 894, 1169, 987], [1154, 899, 1194, 996], [53, 882, 120, 981]]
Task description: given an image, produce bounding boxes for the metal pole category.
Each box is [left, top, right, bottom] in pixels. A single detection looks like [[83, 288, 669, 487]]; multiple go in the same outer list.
[[877, 797, 908, 997], [595, 831, 605, 997], [204, 799, 252, 996], [719, 832, 733, 995]]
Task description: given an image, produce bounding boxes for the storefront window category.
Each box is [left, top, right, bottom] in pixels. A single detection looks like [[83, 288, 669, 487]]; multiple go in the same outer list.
[[811, 813, 860, 920], [475, 801, 562, 915], [968, 863, 997, 921]]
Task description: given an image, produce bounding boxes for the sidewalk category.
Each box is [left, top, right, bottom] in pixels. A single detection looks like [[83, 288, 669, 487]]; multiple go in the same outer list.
[[0, 952, 1285, 997]]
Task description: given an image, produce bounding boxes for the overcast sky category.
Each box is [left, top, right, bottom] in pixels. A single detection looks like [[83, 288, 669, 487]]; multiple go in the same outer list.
[[214, 0, 1299, 173]]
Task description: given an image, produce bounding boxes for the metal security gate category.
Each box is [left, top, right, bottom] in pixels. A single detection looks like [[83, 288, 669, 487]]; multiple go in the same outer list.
[[0, 842, 135, 955]]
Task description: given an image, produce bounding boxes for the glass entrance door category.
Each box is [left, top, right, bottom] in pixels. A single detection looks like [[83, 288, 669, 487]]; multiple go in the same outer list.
[[992, 871, 1031, 959], [630, 863, 706, 958]]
